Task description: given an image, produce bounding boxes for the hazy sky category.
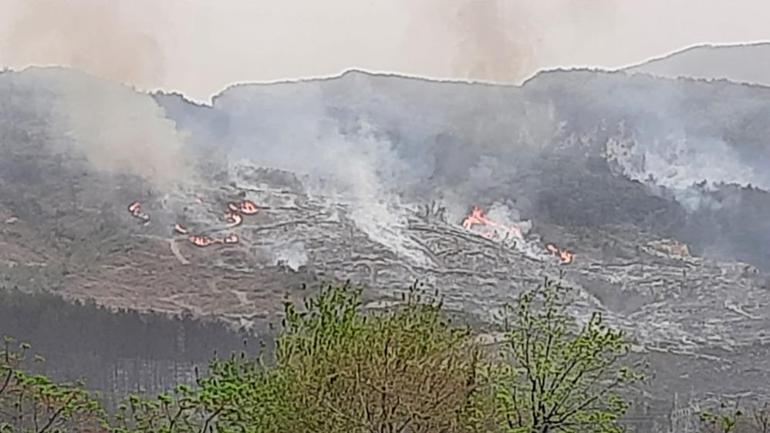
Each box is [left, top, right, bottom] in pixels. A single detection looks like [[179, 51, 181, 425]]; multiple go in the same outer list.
[[2, 0, 770, 102]]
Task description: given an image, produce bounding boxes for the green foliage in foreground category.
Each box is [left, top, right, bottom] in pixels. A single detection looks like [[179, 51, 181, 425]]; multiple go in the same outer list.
[[0, 337, 107, 433], [698, 400, 770, 433], [482, 279, 644, 433], [1, 278, 643, 432]]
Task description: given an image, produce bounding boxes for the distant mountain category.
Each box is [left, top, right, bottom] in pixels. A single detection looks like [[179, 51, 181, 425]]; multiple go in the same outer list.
[[624, 42, 770, 86]]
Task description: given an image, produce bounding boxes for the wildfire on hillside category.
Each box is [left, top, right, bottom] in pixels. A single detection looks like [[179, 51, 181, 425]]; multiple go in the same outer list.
[[462, 206, 523, 241], [223, 233, 239, 244], [546, 243, 574, 264], [127, 201, 150, 225], [461, 205, 574, 264], [228, 200, 259, 215], [189, 234, 218, 248], [224, 211, 243, 228], [128, 197, 257, 248], [188, 232, 240, 247]]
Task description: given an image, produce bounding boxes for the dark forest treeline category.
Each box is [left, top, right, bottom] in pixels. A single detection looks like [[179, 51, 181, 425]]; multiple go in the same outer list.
[[0, 289, 261, 402], [1, 281, 762, 432], [2, 278, 650, 433]]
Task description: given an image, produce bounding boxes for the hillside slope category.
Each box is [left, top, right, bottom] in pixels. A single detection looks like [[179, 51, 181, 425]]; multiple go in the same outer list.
[[2, 67, 770, 404], [625, 42, 770, 86]]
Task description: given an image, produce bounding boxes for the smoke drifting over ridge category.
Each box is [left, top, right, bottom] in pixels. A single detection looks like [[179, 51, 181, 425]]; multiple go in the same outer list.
[[2, 0, 164, 90], [6, 0, 766, 102], [405, 0, 619, 84], [180, 67, 770, 273]]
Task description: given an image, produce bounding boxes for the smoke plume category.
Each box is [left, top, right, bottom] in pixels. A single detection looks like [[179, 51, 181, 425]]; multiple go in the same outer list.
[[8, 68, 189, 189], [2, 0, 164, 89]]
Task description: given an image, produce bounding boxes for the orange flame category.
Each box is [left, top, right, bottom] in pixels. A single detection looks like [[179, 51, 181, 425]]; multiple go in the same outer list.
[[239, 200, 259, 215], [127, 201, 150, 224], [224, 211, 243, 228], [545, 242, 574, 264], [227, 200, 259, 215], [223, 233, 239, 244], [188, 235, 218, 248], [176, 199, 257, 249], [462, 206, 522, 240]]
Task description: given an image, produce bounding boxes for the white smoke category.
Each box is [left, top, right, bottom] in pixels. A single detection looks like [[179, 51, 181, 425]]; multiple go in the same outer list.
[[272, 241, 309, 271], [218, 96, 431, 264], [486, 201, 532, 236], [605, 130, 767, 211], [458, 200, 549, 261], [25, 67, 189, 188]]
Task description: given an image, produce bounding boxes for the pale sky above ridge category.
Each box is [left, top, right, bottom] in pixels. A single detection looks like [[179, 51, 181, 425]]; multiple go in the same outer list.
[[2, 0, 769, 102]]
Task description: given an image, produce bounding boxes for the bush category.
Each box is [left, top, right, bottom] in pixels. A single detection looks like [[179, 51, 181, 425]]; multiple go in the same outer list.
[[0, 336, 107, 433], [2, 278, 643, 433], [467, 278, 643, 433], [276, 282, 482, 432]]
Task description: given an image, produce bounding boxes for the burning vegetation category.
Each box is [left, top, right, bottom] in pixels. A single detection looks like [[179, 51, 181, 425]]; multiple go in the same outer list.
[[229, 200, 259, 215], [127, 199, 260, 249], [462, 205, 523, 241], [224, 211, 243, 228], [127, 201, 150, 225], [545, 243, 574, 265], [462, 205, 574, 264]]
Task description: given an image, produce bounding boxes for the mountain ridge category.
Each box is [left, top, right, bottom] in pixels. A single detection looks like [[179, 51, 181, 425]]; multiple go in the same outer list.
[[3, 64, 770, 406], [625, 42, 770, 87]]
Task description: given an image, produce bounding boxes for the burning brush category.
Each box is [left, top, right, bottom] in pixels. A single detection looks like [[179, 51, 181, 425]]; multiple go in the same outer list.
[[462, 206, 523, 241], [128, 197, 259, 248], [183, 199, 259, 247], [127, 201, 150, 225], [460, 205, 574, 264], [224, 211, 243, 228], [228, 200, 259, 215], [188, 233, 240, 248], [188, 235, 218, 248], [546, 243, 574, 264]]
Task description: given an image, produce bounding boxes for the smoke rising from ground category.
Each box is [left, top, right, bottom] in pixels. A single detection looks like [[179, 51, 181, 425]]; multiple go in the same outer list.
[[5, 62, 770, 268], [5, 68, 189, 189], [450, 0, 535, 82], [607, 131, 769, 211], [405, 0, 619, 84], [218, 94, 431, 263], [192, 68, 770, 271]]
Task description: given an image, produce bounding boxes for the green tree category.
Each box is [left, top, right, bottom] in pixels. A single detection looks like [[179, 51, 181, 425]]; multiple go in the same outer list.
[[478, 278, 643, 433], [111, 353, 293, 433], [700, 401, 744, 433], [0, 336, 107, 433], [276, 282, 482, 433], [696, 400, 770, 433], [3, 278, 646, 433]]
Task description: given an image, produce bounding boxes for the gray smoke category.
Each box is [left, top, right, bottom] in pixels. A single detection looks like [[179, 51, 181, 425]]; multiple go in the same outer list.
[[2, 0, 164, 90], [3, 67, 190, 189], [600, 77, 770, 211]]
